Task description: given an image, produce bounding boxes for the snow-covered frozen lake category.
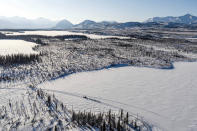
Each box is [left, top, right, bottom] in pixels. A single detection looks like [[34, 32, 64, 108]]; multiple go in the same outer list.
[[38, 62, 197, 131], [0, 40, 38, 56], [1, 31, 129, 39]]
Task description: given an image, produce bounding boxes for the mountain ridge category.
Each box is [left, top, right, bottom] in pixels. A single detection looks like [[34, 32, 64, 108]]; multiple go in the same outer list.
[[0, 16, 58, 29], [147, 14, 197, 24], [0, 14, 197, 29]]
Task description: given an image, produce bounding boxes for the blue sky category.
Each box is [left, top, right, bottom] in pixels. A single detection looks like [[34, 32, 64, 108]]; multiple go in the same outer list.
[[0, 0, 196, 24]]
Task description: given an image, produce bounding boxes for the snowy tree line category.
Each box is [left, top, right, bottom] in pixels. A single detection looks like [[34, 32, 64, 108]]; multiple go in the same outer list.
[[71, 109, 143, 131]]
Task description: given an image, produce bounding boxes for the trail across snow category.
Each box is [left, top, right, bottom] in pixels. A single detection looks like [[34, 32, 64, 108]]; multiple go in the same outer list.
[[38, 62, 197, 131]]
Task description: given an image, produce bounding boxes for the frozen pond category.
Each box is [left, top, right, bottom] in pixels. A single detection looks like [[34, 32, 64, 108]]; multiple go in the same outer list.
[[39, 62, 197, 131], [1, 31, 130, 39], [0, 40, 38, 56]]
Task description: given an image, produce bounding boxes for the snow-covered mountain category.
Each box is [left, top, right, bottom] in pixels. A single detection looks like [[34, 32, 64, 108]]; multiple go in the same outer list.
[[147, 14, 197, 24], [74, 20, 99, 29], [0, 16, 58, 29], [74, 20, 118, 29], [54, 19, 73, 29]]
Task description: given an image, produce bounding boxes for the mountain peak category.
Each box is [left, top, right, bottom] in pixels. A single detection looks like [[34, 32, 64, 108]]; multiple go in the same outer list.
[[54, 19, 73, 29], [183, 13, 193, 17], [81, 20, 96, 25]]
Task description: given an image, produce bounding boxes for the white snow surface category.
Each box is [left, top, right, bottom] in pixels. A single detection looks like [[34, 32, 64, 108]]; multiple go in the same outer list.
[[1, 31, 130, 39], [38, 62, 197, 131], [0, 40, 38, 56]]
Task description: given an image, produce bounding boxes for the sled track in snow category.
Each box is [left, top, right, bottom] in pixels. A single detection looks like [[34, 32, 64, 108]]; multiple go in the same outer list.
[[42, 88, 168, 131], [43, 88, 165, 117], [0, 86, 165, 131]]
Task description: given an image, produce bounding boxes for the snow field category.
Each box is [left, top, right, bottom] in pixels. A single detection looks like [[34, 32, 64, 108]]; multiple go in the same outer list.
[[38, 62, 197, 131], [0, 40, 39, 56]]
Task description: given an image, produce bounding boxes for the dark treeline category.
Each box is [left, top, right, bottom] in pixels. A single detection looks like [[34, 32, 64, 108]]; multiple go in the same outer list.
[[0, 53, 41, 65], [6, 34, 88, 40], [55, 35, 88, 40], [71, 109, 142, 131]]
